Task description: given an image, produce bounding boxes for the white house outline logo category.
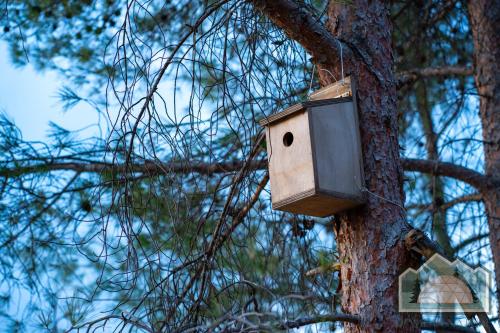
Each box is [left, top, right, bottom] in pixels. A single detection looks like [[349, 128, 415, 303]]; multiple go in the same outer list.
[[399, 253, 491, 313]]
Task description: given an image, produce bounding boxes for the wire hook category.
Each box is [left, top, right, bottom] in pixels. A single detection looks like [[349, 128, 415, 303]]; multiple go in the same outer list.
[[308, 63, 316, 95]]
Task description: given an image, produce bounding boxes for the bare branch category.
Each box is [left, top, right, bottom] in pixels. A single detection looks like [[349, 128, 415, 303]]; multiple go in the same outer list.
[[276, 313, 359, 329], [124, 0, 228, 166], [406, 193, 482, 212], [305, 262, 341, 277], [0, 160, 267, 177], [420, 322, 477, 333], [405, 228, 447, 260], [397, 65, 473, 88], [6, 157, 498, 194], [65, 314, 154, 333], [267, 311, 478, 333], [439, 193, 483, 210], [249, 0, 345, 66], [402, 158, 498, 192], [453, 232, 490, 253]]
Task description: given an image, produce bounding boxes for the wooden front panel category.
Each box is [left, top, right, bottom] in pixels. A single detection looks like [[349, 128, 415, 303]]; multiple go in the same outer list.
[[266, 111, 315, 204]]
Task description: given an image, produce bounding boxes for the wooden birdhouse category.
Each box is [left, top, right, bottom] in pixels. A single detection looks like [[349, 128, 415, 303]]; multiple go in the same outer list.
[[259, 77, 365, 217]]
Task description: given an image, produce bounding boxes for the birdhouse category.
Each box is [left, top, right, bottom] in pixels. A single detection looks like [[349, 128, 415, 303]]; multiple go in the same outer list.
[[259, 77, 365, 217]]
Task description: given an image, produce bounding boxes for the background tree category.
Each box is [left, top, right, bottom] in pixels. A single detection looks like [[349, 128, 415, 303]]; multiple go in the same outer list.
[[0, 0, 498, 332], [467, 0, 500, 316]]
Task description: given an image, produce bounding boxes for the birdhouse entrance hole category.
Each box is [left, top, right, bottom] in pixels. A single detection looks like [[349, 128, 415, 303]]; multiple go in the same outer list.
[[283, 132, 294, 147]]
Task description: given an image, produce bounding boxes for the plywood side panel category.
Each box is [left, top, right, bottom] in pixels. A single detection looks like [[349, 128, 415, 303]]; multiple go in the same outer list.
[[266, 111, 315, 204], [309, 102, 363, 198]]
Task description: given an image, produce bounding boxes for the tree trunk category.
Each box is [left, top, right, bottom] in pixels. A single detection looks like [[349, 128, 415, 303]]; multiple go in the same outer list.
[[323, 2, 419, 332], [415, 82, 456, 331], [467, 0, 500, 317], [415, 84, 454, 257]]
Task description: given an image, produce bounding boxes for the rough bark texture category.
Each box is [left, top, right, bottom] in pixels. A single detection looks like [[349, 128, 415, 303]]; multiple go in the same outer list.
[[323, 2, 419, 332], [467, 0, 500, 317]]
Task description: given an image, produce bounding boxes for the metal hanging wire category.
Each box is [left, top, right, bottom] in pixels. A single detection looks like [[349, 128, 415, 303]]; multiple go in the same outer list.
[[307, 38, 346, 98]]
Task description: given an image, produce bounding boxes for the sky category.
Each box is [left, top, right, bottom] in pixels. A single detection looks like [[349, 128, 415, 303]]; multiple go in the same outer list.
[[0, 42, 100, 141], [0, 41, 107, 331]]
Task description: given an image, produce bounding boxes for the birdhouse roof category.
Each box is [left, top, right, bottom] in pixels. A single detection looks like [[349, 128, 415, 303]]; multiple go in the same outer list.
[[258, 96, 352, 127]]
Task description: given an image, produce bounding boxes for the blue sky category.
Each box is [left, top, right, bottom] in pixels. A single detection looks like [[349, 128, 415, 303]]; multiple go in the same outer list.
[[0, 41, 110, 331], [0, 42, 99, 141]]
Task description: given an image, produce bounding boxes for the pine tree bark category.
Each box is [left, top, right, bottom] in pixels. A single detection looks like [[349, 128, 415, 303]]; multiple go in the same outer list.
[[323, 2, 419, 332], [467, 0, 500, 317]]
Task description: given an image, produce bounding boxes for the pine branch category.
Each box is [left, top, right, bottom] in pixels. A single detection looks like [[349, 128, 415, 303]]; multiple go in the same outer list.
[[0, 160, 267, 177], [273, 312, 477, 332], [406, 193, 482, 212], [305, 262, 341, 277], [397, 65, 473, 87], [3, 157, 497, 193], [249, 0, 347, 67], [276, 313, 359, 329], [402, 158, 497, 192]]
